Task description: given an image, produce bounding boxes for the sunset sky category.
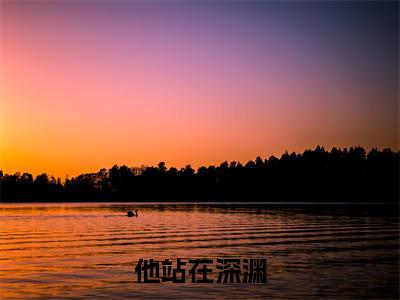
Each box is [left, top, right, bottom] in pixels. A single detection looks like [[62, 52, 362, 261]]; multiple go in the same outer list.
[[0, 1, 398, 178]]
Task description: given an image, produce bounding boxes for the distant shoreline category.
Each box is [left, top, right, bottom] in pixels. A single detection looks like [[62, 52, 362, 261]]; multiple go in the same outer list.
[[2, 146, 398, 203]]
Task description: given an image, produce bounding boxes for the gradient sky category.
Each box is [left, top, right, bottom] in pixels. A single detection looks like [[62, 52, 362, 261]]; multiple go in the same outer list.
[[1, 1, 398, 177]]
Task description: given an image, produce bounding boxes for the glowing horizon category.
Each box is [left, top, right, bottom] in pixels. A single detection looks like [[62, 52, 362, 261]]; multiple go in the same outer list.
[[1, 1, 398, 178]]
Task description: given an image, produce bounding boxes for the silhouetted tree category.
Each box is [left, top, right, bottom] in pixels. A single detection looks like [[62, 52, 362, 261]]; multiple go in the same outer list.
[[1, 146, 398, 203]]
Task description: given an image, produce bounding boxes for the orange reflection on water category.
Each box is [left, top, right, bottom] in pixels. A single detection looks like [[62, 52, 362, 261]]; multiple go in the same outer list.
[[0, 203, 398, 299]]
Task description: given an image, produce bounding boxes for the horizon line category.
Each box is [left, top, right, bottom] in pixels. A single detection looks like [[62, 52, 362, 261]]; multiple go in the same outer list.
[[1, 144, 398, 179]]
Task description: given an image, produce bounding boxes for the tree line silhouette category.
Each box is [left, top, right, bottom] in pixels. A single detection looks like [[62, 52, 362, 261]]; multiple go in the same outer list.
[[1, 146, 399, 202]]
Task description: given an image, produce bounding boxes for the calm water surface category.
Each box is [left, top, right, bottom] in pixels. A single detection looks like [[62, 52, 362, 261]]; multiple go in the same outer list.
[[0, 203, 398, 299]]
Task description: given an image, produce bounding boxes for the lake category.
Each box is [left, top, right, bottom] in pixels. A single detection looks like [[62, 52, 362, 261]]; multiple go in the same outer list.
[[0, 203, 398, 299]]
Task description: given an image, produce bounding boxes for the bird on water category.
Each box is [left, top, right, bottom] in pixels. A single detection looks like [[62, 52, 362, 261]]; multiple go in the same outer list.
[[127, 209, 138, 217]]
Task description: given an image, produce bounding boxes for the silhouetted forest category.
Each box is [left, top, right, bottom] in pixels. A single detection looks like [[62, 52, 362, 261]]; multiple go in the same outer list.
[[1, 146, 399, 203]]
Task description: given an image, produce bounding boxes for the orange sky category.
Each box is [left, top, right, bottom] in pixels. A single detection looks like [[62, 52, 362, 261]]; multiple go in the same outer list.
[[1, 2, 398, 178]]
